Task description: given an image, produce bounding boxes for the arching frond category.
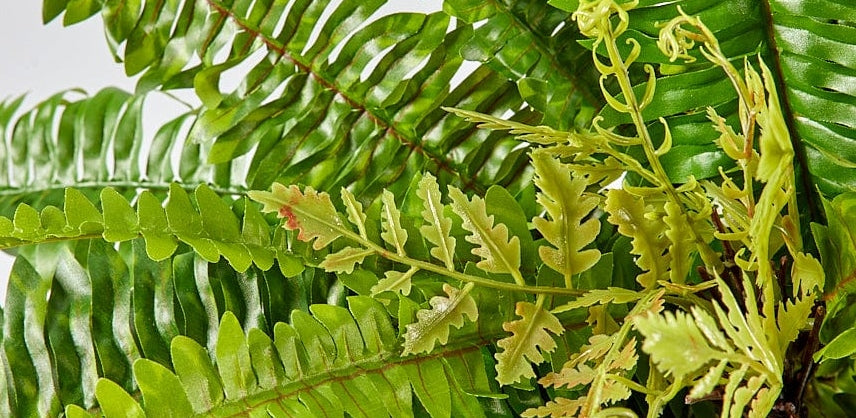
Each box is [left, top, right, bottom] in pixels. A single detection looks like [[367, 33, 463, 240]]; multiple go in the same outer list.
[[0, 89, 239, 217], [45, 0, 564, 201]]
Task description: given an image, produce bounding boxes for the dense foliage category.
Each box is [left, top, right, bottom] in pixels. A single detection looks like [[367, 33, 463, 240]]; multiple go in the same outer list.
[[1, 0, 855, 416]]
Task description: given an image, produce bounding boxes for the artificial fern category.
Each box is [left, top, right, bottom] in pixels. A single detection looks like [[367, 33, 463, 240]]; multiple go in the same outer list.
[[4, 0, 856, 416]]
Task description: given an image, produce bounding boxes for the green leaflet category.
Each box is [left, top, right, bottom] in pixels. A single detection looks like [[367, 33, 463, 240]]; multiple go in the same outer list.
[[604, 189, 669, 288], [249, 183, 345, 250], [663, 200, 694, 284], [341, 188, 368, 240], [553, 287, 645, 313], [635, 309, 724, 380], [494, 298, 564, 385], [449, 186, 522, 282], [417, 173, 457, 270], [94, 379, 145, 418], [372, 266, 418, 296], [319, 247, 375, 274], [403, 283, 478, 355], [380, 190, 408, 256], [531, 152, 601, 286]]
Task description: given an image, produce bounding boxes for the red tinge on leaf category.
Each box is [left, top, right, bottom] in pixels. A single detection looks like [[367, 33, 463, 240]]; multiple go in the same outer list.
[[248, 183, 344, 250]]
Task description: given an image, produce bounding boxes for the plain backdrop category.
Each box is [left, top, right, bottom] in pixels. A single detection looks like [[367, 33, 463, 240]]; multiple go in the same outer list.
[[0, 1, 446, 303]]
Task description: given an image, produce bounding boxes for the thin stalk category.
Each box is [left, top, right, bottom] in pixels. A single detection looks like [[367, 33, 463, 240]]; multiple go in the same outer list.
[[331, 223, 585, 297], [600, 28, 718, 270]]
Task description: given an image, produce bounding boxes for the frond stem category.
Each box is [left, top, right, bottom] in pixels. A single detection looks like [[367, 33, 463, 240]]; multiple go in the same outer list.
[[331, 223, 584, 296], [600, 27, 718, 271]]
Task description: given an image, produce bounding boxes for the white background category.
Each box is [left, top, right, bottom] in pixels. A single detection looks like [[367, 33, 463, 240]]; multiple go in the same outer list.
[[0, 1, 444, 302]]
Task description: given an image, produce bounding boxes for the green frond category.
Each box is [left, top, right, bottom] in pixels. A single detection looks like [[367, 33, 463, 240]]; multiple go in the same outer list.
[[0, 89, 238, 218], [49, 0, 540, 200], [635, 278, 784, 416], [594, 0, 856, 197], [443, 0, 603, 129], [0, 184, 293, 272], [6, 259, 501, 417]]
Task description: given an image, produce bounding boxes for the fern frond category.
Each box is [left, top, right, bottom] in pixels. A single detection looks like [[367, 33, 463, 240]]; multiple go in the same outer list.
[[663, 200, 695, 284], [521, 396, 586, 417], [2, 241, 506, 416], [96, 300, 496, 416], [635, 277, 785, 417], [0, 184, 286, 272], [553, 287, 645, 313], [49, 1, 541, 200]]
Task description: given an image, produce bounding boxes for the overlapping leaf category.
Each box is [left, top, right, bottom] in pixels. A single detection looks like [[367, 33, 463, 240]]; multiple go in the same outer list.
[[0, 184, 285, 272], [45, 0, 541, 201], [494, 300, 564, 385]]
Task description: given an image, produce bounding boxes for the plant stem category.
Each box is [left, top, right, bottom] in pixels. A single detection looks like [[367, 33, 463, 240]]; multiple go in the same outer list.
[[600, 25, 719, 271], [331, 223, 585, 297]]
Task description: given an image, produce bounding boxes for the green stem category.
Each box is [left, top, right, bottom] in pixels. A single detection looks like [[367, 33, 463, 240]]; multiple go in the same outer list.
[[332, 223, 584, 297], [600, 26, 718, 272]]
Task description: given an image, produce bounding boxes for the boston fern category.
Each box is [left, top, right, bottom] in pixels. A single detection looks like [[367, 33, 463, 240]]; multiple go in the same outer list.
[[1, 0, 856, 417]]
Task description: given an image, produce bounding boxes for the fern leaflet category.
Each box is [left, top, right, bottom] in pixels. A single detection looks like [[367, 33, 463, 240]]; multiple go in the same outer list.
[[531, 152, 601, 287], [403, 283, 478, 355], [494, 296, 564, 385], [417, 173, 457, 270], [449, 186, 522, 283]]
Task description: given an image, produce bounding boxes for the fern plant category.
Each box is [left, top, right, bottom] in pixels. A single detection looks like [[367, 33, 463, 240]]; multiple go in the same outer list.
[[1, 0, 856, 417]]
